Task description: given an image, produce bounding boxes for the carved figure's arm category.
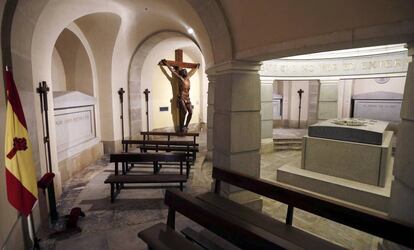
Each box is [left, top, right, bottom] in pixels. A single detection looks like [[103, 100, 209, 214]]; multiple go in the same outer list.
[[158, 64, 172, 81], [187, 63, 200, 78], [162, 59, 183, 80]]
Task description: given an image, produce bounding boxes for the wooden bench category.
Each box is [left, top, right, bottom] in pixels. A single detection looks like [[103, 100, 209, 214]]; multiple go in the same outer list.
[[104, 153, 189, 202], [122, 139, 198, 170], [138, 223, 203, 250], [141, 131, 199, 144], [139, 167, 414, 249]]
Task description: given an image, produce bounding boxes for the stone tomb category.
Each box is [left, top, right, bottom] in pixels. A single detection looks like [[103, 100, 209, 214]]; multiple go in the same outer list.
[[54, 91, 103, 183], [352, 91, 403, 123], [305, 119, 392, 186], [277, 119, 393, 212]]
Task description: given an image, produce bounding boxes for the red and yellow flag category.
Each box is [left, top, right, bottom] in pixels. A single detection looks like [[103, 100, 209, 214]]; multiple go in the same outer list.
[[4, 69, 38, 217]]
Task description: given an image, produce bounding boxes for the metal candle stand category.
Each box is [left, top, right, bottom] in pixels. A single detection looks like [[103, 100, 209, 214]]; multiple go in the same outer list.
[[36, 81, 59, 222], [297, 89, 304, 128], [143, 88, 150, 132], [36, 81, 85, 239], [118, 88, 125, 141]]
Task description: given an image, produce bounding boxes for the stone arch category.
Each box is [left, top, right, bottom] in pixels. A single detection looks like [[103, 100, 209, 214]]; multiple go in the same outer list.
[[185, 0, 234, 64], [10, 1, 122, 192], [128, 31, 205, 137]]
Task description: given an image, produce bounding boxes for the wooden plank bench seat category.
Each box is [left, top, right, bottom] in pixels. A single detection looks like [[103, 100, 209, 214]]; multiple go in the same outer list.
[[138, 166, 414, 249], [105, 153, 189, 202], [138, 223, 203, 250], [122, 140, 198, 168], [104, 174, 187, 203], [164, 189, 344, 250], [141, 131, 199, 144]]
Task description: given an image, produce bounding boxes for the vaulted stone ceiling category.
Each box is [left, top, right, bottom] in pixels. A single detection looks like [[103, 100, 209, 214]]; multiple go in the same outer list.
[[219, 0, 414, 60]]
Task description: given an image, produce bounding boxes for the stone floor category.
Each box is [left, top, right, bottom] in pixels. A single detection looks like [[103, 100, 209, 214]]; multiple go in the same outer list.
[[38, 130, 382, 250]]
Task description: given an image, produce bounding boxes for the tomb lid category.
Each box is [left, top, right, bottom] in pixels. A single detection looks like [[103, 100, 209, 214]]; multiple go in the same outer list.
[[308, 118, 388, 145], [352, 91, 403, 100], [53, 91, 96, 109]]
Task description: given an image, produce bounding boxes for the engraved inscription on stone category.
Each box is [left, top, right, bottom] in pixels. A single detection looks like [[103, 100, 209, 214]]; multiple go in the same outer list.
[[55, 106, 96, 153], [354, 100, 401, 122], [260, 51, 410, 77]]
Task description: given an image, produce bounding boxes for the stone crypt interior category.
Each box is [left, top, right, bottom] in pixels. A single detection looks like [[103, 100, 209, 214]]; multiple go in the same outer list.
[[1, 1, 414, 250]]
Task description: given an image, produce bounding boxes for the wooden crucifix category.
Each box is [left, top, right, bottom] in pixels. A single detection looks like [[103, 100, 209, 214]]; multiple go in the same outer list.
[[159, 49, 200, 133]]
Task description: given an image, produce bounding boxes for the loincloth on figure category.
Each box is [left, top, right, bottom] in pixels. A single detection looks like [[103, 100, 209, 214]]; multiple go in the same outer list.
[[177, 96, 191, 106]]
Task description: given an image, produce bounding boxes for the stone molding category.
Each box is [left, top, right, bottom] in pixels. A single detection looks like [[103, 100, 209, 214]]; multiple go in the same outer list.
[[261, 51, 410, 79], [207, 60, 262, 75]]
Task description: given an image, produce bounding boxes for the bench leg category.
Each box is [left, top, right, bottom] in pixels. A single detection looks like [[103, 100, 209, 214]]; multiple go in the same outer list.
[[186, 162, 190, 178], [180, 182, 183, 191], [167, 208, 176, 229], [286, 205, 294, 225], [110, 184, 115, 203]]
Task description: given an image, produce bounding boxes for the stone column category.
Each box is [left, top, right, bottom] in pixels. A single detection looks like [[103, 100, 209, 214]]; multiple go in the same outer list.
[[390, 44, 414, 222], [317, 79, 339, 120], [260, 79, 274, 153], [383, 44, 414, 250], [206, 74, 216, 160], [212, 60, 262, 208], [307, 80, 320, 125]]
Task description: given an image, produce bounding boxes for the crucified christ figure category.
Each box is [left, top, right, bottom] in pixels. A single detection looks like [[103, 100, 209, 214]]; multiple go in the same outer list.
[[159, 59, 200, 132]]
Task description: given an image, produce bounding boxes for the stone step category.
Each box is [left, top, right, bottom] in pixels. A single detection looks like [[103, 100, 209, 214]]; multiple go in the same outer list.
[[274, 145, 302, 151], [273, 138, 303, 142], [274, 141, 302, 145]]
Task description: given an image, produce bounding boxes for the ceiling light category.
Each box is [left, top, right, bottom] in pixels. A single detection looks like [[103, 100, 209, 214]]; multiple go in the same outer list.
[[187, 28, 194, 35]]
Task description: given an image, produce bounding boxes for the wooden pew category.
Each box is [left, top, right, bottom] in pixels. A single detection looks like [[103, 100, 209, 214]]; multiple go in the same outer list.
[[104, 153, 188, 202], [122, 140, 198, 173], [140, 131, 199, 144], [138, 223, 203, 250], [139, 167, 414, 249]]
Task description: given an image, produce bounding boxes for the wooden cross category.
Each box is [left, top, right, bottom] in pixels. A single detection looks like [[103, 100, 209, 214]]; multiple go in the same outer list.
[[165, 49, 199, 69]]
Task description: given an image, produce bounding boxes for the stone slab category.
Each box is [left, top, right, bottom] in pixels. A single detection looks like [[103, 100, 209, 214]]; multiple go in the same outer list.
[[277, 163, 391, 213], [308, 119, 389, 145], [354, 100, 402, 123], [302, 131, 393, 186], [273, 98, 282, 119], [55, 106, 97, 160], [352, 92, 402, 123], [53, 91, 96, 109]]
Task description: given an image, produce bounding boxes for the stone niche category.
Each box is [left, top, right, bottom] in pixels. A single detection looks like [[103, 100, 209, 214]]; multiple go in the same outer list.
[[54, 91, 103, 183], [278, 118, 394, 212]]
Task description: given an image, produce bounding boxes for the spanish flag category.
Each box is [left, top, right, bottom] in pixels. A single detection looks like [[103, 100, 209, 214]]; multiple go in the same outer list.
[[4, 69, 38, 217]]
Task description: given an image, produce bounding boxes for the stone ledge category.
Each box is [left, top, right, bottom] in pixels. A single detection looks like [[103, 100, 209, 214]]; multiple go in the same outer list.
[[277, 163, 392, 213]]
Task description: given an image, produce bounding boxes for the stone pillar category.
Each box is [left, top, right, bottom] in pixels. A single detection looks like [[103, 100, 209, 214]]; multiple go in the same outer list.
[[260, 80, 274, 153], [390, 44, 414, 222], [280, 80, 291, 127], [307, 80, 320, 125], [317, 79, 339, 120], [382, 44, 414, 250], [212, 60, 262, 208], [206, 74, 216, 160]]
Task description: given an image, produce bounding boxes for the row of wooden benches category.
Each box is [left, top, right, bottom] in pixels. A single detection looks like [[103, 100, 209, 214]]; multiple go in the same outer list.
[[104, 131, 200, 203], [138, 167, 414, 250], [104, 152, 191, 202]]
